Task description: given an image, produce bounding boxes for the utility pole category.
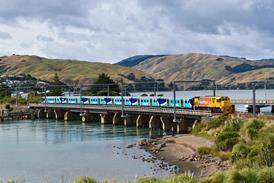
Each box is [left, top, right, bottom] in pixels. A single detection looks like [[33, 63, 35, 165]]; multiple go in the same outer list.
[[252, 83, 256, 118], [15, 86, 18, 107], [120, 82, 125, 118], [173, 82, 176, 123], [213, 80, 216, 96], [44, 86, 47, 112], [79, 85, 83, 116], [107, 85, 110, 96]]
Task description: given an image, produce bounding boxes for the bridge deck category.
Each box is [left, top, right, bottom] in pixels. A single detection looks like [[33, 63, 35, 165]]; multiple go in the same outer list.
[[29, 104, 213, 117], [231, 99, 274, 105]]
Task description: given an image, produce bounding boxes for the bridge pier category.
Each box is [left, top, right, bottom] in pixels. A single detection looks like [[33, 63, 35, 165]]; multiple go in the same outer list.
[[124, 114, 138, 126], [100, 113, 113, 124], [64, 111, 81, 121], [37, 109, 47, 119], [149, 115, 162, 129], [46, 110, 56, 119], [136, 114, 150, 128], [160, 117, 173, 131], [54, 110, 66, 120], [247, 105, 261, 113], [82, 113, 101, 123], [113, 112, 124, 125], [272, 106, 274, 113], [176, 118, 197, 133]]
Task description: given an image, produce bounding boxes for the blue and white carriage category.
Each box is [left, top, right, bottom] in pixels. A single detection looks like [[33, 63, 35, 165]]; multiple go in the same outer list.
[[42, 96, 193, 109]]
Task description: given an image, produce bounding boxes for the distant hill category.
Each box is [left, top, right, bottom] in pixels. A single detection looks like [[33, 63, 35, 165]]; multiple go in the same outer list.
[[133, 53, 274, 87], [0, 55, 151, 84], [116, 55, 166, 67]]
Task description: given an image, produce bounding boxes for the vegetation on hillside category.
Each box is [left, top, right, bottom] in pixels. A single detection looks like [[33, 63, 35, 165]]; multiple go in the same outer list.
[[0, 55, 150, 85], [86, 73, 120, 96]]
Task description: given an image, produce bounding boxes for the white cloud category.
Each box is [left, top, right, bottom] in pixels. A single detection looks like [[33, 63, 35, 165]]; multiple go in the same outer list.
[[0, 0, 273, 62]]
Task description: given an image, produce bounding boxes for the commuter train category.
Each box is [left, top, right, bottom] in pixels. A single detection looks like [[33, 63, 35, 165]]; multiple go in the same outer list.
[[42, 95, 232, 113]]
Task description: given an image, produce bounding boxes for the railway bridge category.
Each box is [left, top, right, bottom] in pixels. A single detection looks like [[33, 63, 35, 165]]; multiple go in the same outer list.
[[29, 104, 214, 133], [231, 99, 274, 113]]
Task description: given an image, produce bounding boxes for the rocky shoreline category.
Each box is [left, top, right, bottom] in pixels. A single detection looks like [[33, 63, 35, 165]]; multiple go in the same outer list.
[[126, 135, 231, 179]]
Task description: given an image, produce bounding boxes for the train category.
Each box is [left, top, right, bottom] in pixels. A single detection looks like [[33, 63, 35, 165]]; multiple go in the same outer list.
[[42, 95, 232, 113]]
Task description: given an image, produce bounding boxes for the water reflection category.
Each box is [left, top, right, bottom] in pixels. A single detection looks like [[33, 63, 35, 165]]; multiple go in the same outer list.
[[0, 120, 166, 183]]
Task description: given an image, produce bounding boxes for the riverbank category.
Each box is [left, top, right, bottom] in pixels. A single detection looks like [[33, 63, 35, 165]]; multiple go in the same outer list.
[[131, 134, 231, 180]]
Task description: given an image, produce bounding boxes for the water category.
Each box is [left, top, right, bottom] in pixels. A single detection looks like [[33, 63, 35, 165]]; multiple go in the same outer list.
[[0, 120, 171, 183]]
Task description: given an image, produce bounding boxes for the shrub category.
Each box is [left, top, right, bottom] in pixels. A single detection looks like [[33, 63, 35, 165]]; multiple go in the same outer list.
[[136, 177, 164, 183], [224, 118, 243, 132], [231, 142, 250, 163], [73, 176, 97, 183], [205, 167, 274, 183], [217, 151, 232, 161], [216, 131, 240, 151], [207, 113, 229, 130], [166, 173, 197, 183], [259, 134, 274, 167], [191, 122, 206, 134], [257, 167, 274, 183], [197, 146, 212, 155], [246, 119, 264, 139]]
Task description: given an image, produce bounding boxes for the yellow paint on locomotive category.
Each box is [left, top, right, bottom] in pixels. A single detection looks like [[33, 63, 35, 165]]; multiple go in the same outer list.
[[193, 96, 232, 113]]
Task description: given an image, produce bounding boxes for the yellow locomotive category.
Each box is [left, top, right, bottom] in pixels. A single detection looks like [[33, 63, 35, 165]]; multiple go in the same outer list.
[[192, 96, 232, 113]]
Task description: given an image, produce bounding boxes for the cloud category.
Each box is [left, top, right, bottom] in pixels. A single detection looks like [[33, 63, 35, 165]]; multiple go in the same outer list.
[[0, 0, 273, 62], [0, 31, 11, 39]]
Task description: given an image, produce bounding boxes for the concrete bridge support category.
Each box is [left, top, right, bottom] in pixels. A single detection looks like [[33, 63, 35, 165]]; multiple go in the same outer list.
[[82, 113, 101, 123], [247, 105, 261, 113], [124, 114, 138, 126], [176, 118, 197, 133], [54, 110, 66, 120], [160, 117, 173, 131], [46, 110, 56, 119], [37, 109, 47, 119], [136, 115, 150, 128], [64, 111, 81, 121], [149, 115, 162, 129], [100, 113, 113, 124], [113, 112, 124, 125]]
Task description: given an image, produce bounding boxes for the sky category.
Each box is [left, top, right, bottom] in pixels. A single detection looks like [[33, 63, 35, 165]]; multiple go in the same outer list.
[[0, 0, 274, 63]]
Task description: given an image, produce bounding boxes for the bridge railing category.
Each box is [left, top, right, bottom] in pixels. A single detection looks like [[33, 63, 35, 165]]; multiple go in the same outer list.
[[231, 99, 274, 104]]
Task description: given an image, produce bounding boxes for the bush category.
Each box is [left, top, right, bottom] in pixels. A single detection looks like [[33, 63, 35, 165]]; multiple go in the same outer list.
[[217, 151, 232, 161], [191, 122, 206, 134], [136, 177, 164, 183], [257, 167, 274, 183], [197, 146, 212, 155], [73, 176, 97, 183], [207, 113, 229, 130], [259, 134, 274, 167], [205, 167, 274, 183], [224, 118, 243, 132], [246, 119, 264, 139], [166, 173, 197, 183], [216, 131, 240, 151], [231, 142, 250, 163]]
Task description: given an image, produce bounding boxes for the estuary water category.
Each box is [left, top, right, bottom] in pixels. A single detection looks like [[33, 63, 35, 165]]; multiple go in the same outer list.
[[0, 120, 170, 183]]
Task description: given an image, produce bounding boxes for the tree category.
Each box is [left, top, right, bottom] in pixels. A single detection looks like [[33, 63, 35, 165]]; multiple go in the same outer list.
[[48, 73, 64, 96], [88, 73, 120, 96]]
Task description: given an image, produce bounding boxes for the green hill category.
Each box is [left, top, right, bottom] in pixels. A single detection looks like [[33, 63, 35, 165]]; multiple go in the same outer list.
[[0, 55, 150, 84]]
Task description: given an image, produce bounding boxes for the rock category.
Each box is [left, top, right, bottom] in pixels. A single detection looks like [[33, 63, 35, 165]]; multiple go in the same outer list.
[[126, 144, 135, 148]]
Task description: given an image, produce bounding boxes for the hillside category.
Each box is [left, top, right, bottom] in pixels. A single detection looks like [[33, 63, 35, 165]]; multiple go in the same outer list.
[[116, 55, 166, 67], [0, 55, 150, 84], [133, 53, 274, 87]]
